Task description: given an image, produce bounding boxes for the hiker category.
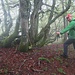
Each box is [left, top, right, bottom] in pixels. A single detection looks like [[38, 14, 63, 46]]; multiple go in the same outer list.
[[56, 14, 75, 58]]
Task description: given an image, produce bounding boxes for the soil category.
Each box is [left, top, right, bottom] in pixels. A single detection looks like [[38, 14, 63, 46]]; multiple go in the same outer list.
[[0, 44, 75, 75]]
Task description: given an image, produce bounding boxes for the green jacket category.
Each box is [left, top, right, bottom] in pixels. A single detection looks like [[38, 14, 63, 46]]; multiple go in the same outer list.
[[60, 19, 75, 39]]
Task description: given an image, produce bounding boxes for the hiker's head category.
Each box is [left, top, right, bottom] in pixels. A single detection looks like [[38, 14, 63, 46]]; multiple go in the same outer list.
[[66, 14, 72, 21]]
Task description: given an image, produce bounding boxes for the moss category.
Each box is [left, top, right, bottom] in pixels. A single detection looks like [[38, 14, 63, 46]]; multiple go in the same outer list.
[[2, 33, 17, 47], [38, 41, 45, 47], [1, 22, 19, 48], [38, 57, 50, 63], [2, 37, 10, 47], [18, 42, 29, 52]]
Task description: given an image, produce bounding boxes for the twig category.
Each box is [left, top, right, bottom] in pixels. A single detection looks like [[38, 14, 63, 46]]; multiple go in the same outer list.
[[19, 59, 27, 71], [31, 68, 43, 72], [38, 60, 41, 66]]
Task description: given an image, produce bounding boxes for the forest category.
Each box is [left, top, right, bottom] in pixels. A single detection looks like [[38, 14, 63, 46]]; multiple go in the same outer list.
[[0, 0, 75, 75]]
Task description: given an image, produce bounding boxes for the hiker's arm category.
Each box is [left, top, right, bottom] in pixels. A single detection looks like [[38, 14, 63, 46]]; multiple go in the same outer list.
[[60, 21, 75, 34]]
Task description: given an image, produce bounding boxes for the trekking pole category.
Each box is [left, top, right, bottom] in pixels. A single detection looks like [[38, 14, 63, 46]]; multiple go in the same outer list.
[[56, 34, 60, 52]]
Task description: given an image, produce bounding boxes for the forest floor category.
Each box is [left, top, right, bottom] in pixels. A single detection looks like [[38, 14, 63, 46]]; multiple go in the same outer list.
[[0, 43, 75, 75]]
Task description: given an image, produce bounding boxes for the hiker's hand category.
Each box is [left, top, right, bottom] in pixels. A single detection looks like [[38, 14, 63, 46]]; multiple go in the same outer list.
[[56, 32, 60, 35], [56, 32, 60, 37]]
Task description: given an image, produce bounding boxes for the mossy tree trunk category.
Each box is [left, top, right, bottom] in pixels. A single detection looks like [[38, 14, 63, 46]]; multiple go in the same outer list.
[[18, 0, 29, 52], [29, 0, 42, 47], [2, 16, 20, 47]]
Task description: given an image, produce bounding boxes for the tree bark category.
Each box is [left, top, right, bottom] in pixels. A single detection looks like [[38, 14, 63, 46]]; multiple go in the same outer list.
[[19, 0, 29, 52], [29, 0, 42, 46], [2, 16, 20, 47]]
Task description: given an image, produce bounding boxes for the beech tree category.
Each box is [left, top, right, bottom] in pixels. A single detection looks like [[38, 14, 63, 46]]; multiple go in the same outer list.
[[19, 0, 71, 51], [0, 0, 71, 52], [1, 0, 13, 37]]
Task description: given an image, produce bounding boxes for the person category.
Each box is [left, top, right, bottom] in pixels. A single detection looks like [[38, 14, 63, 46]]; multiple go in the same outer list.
[[56, 14, 75, 58]]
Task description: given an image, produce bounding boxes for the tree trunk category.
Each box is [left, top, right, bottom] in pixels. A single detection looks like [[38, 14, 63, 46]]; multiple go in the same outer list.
[[61, 0, 67, 41], [1, 0, 13, 37], [2, 16, 20, 47], [18, 0, 29, 52], [29, 0, 42, 46]]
